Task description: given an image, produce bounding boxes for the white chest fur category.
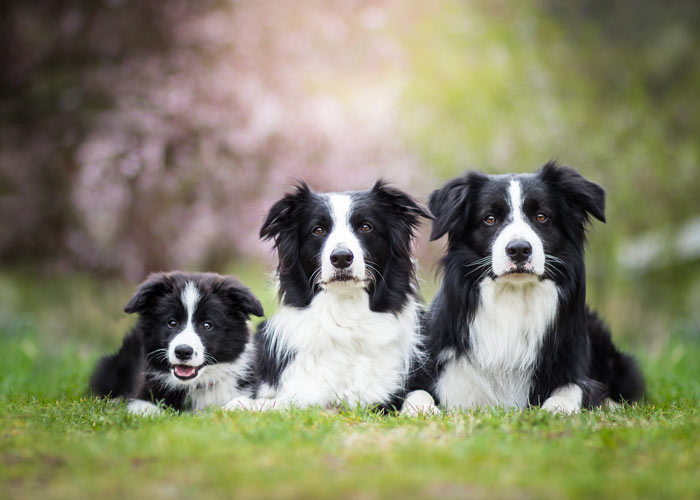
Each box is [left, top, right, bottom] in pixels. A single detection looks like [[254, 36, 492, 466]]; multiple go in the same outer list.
[[150, 342, 255, 412], [186, 346, 255, 411], [436, 277, 559, 409], [259, 287, 423, 407]]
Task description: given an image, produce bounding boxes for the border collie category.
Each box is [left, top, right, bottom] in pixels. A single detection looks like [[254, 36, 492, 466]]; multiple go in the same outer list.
[[225, 181, 436, 414], [425, 162, 644, 413], [90, 272, 264, 415]]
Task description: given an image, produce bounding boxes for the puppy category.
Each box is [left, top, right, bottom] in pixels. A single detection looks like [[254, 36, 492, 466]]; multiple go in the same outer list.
[[424, 162, 644, 413], [225, 181, 436, 414], [90, 272, 264, 415]]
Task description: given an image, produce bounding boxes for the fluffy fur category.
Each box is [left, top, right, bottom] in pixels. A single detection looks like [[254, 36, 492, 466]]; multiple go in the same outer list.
[[227, 181, 433, 412], [90, 272, 264, 414], [425, 162, 644, 412]]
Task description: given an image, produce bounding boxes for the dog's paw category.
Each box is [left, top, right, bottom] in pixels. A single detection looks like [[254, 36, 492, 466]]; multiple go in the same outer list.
[[542, 384, 582, 414], [400, 390, 442, 417], [223, 396, 257, 411], [127, 399, 163, 417], [253, 398, 287, 412], [542, 397, 580, 414], [601, 397, 621, 411]]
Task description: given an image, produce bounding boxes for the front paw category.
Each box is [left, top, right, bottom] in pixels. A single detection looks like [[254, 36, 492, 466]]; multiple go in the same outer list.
[[601, 397, 621, 410], [223, 396, 256, 411], [127, 399, 163, 417], [400, 390, 442, 417], [542, 383, 582, 414], [542, 396, 580, 414]]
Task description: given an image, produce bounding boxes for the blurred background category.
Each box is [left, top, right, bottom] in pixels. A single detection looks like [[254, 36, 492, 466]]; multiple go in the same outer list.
[[1, 0, 699, 390]]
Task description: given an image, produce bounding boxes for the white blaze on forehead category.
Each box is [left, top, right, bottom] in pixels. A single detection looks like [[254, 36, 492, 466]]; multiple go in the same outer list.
[[182, 281, 200, 319], [168, 281, 205, 369], [329, 194, 352, 227], [320, 194, 366, 284], [491, 179, 546, 277], [508, 179, 523, 222]]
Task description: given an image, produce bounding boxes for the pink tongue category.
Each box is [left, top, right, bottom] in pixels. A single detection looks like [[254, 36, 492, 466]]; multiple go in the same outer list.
[[174, 365, 196, 377]]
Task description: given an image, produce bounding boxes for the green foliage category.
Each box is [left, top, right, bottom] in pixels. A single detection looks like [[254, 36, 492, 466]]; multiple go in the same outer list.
[[398, 0, 700, 342], [2, 0, 698, 343]]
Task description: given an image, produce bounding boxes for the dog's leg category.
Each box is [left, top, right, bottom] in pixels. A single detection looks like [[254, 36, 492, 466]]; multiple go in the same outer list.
[[400, 390, 442, 417], [542, 384, 582, 414], [127, 399, 163, 417]]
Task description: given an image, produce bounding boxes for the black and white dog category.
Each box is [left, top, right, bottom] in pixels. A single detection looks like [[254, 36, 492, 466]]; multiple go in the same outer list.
[[425, 162, 644, 413], [90, 272, 264, 415], [225, 181, 436, 413]]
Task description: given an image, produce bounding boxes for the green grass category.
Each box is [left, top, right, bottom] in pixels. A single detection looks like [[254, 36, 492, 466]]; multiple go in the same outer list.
[[1, 271, 698, 500]]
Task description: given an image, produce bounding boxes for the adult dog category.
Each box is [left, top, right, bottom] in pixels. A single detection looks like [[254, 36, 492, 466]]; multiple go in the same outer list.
[[425, 162, 644, 412], [226, 181, 435, 413]]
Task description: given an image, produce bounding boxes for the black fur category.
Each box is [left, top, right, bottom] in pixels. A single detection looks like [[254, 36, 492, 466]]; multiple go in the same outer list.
[[252, 320, 294, 390], [425, 162, 644, 408], [90, 272, 263, 412]]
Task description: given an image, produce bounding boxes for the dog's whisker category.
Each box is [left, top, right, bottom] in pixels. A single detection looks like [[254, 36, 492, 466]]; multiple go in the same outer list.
[[464, 257, 492, 268], [476, 267, 492, 282], [364, 267, 378, 286], [308, 267, 323, 287], [146, 348, 169, 362], [365, 261, 387, 286], [548, 267, 566, 280], [544, 262, 566, 280], [465, 262, 492, 277], [545, 254, 568, 266]]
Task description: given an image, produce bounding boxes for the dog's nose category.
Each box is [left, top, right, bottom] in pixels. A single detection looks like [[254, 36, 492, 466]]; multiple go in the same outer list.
[[506, 240, 532, 263], [174, 345, 194, 360], [330, 248, 354, 269]]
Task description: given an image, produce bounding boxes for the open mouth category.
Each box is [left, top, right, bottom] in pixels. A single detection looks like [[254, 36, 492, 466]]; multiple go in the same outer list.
[[171, 364, 202, 380]]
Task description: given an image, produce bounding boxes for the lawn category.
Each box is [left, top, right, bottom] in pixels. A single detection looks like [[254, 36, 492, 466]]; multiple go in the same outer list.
[[1, 270, 698, 500]]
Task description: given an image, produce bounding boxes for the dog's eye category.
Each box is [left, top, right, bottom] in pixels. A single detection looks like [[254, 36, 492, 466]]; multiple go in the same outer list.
[[483, 215, 496, 225], [536, 212, 548, 223], [312, 226, 325, 236], [167, 319, 177, 328], [202, 321, 213, 331], [359, 223, 372, 232]]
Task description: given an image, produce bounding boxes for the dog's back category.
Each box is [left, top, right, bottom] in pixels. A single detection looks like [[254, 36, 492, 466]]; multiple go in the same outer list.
[[587, 310, 645, 404], [90, 329, 145, 399]]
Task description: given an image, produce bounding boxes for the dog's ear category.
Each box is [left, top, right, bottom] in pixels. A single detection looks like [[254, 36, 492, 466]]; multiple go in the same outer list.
[[371, 180, 432, 225], [218, 276, 264, 319], [539, 162, 606, 223], [428, 173, 483, 241], [260, 182, 312, 241], [124, 273, 173, 314]]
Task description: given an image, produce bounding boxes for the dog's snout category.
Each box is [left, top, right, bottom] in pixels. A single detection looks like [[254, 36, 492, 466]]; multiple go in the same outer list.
[[174, 344, 194, 360], [506, 240, 532, 263], [330, 248, 354, 269]]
